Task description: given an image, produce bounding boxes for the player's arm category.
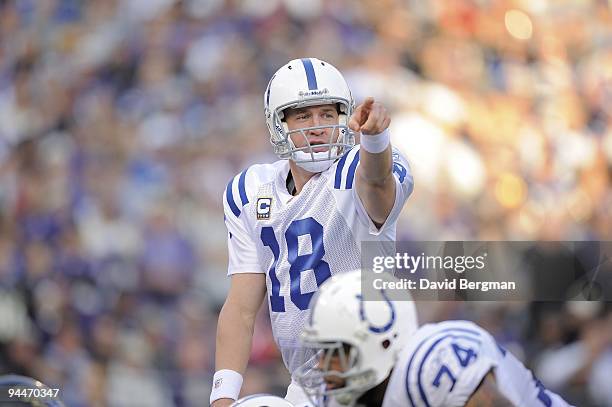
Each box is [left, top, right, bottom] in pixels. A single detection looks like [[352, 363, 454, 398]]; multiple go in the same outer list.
[[350, 97, 396, 227], [465, 372, 513, 407], [213, 273, 267, 407], [214, 177, 265, 407]]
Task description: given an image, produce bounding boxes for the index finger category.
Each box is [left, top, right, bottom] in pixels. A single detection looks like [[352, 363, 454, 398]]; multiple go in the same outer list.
[[349, 97, 376, 130], [361, 96, 375, 109]]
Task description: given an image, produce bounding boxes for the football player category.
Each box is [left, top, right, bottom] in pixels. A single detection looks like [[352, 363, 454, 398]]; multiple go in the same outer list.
[[295, 271, 574, 407], [211, 58, 414, 406]]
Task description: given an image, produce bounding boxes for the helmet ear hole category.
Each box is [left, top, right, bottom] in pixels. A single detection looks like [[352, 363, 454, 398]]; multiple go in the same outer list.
[[381, 339, 391, 349]]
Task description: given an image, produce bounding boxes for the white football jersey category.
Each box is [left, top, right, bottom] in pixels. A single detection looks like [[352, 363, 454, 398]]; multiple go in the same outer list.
[[383, 320, 573, 407], [223, 145, 413, 375]]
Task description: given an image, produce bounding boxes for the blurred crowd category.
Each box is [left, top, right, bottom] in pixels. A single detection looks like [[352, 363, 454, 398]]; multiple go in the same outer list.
[[0, 0, 611, 406]]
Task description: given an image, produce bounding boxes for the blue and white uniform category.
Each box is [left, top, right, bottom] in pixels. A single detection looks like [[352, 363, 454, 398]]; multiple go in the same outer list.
[[383, 320, 573, 407], [223, 146, 413, 376]]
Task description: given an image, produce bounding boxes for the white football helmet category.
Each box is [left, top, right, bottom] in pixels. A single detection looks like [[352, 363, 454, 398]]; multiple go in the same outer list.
[[295, 270, 419, 406], [231, 394, 294, 407], [264, 58, 355, 173]]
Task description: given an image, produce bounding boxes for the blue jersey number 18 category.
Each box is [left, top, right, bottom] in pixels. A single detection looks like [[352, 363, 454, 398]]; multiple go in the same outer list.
[[261, 217, 332, 312]]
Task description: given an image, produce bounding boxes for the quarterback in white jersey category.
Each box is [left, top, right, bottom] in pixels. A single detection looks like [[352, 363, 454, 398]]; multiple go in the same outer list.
[[212, 58, 413, 407], [295, 271, 573, 407], [224, 144, 412, 374]]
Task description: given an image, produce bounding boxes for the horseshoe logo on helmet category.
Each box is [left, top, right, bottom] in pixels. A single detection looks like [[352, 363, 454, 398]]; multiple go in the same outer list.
[[356, 290, 396, 334]]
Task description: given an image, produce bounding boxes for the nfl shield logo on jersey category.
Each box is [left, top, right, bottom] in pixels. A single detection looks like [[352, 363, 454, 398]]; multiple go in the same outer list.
[[257, 197, 272, 220]]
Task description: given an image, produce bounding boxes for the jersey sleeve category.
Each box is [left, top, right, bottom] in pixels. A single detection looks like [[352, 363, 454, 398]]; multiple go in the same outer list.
[[223, 170, 263, 275], [403, 324, 497, 407], [351, 146, 414, 235]]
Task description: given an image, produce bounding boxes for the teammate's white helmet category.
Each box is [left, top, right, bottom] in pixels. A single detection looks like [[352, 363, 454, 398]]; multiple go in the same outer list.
[[264, 58, 355, 173], [231, 394, 294, 407], [295, 270, 419, 406]]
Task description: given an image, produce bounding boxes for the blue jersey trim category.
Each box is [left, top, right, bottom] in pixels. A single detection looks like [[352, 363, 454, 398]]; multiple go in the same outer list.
[[345, 150, 360, 189], [225, 178, 241, 217], [405, 326, 482, 407], [416, 334, 482, 407], [334, 150, 351, 189], [238, 169, 249, 206]]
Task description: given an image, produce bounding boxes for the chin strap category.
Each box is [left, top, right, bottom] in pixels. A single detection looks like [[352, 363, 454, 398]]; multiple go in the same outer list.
[[293, 151, 335, 173]]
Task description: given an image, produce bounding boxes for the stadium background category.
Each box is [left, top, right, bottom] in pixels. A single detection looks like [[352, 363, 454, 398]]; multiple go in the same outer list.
[[0, 0, 611, 405]]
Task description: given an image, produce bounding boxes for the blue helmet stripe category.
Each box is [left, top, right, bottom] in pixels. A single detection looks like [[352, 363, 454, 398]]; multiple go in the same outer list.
[[238, 169, 249, 206], [301, 58, 318, 90], [225, 178, 241, 217]]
